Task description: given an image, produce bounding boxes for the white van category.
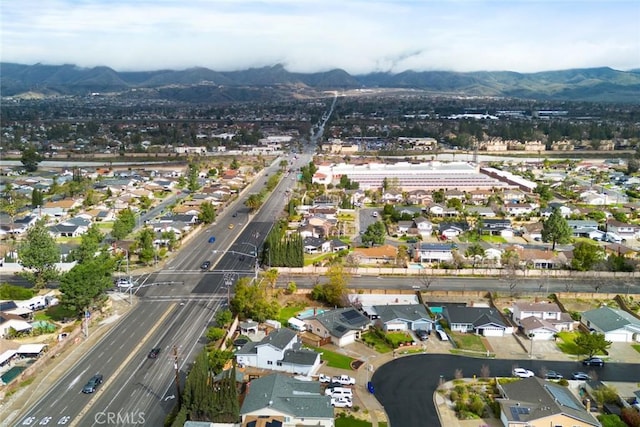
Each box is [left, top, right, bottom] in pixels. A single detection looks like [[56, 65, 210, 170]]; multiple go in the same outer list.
[[372, 211, 378, 218], [325, 387, 353, 399], [436, 330, 449, 341]]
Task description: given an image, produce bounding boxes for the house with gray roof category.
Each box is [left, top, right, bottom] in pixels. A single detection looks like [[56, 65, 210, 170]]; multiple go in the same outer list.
[[235, 328, 321, 375], [581, 306, 640, 342], [304, 308, 371, 347], [497, 377, 600, 427], [440, 303, 512, 337], [240, 373, 333, 427], [372, 304, 434, 333]]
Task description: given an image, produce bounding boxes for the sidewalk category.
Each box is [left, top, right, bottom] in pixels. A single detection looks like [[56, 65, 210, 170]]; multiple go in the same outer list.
[[0, 296, 136, 427]]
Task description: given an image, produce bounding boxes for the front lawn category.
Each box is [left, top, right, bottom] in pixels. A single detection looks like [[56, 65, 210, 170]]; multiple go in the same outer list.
[[632, 344, 640, 354], [449, 332, 487, 352], [556, 331, 583, 355], [335, 415, 387, 427], [360, 332, 393, 353], [306, 346, 355, 370], [385, 331, 414, 347]]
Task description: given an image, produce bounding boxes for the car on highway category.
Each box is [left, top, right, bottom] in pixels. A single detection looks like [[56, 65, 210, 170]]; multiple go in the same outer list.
[[582, 357, 604, 367], [228, 223, 235, 229], [232, 212, 238, 217], [82, 373, 104, 394], [571, 372, 592, 381], [331, 397, 353, 408], [512, 368, 535, 378], [544, 370, 564, 380], [200, 261, 211, 270], [148, 347, 161, 359]]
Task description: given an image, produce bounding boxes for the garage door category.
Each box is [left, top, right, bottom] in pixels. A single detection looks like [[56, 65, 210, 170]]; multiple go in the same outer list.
[[482, 328, 505, 337], [605, 331, 630, 342]]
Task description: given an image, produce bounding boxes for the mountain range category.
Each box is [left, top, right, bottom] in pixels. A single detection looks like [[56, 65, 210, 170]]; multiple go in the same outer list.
[[2, 62, 640, 103]]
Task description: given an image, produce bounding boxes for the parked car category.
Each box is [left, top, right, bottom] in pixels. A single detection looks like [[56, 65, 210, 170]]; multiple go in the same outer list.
[[82, 374, 104, 394], [544, 370, 564, 380], [324, 387, 353, 399], [228, 223, 235, 229], [582, 357, 604, 367], [148, 347, 161, 359], [512, 368, 535, 378], [415, 329, 429, 341], [331, 397, 353, 408], [331, 375, 356, 386], [571, 372, 592, 380], [200, 260, 211, 270], [318, 374, 331, 383]]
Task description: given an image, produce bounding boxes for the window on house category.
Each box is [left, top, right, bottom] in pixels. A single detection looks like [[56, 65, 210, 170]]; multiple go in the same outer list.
[[267, 361, 273, 365], [277, 361, 282, 366]]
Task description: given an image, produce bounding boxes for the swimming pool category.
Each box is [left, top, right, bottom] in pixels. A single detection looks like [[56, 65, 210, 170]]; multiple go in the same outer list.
[[407, 263, 425, 269], [1, 366, 26, 385], [296, 308, 326, 319]]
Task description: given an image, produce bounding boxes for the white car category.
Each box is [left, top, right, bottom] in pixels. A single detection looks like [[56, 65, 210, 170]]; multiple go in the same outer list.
[[331, 397, 353, 408], [331, 375, 356, 386], [115, 278, 134, 289], [512, 368, 535, 378], [318, 374, 331, 383]]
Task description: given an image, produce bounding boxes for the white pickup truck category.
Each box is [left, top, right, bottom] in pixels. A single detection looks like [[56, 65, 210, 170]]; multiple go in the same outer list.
[[331, 375, 356, 386]]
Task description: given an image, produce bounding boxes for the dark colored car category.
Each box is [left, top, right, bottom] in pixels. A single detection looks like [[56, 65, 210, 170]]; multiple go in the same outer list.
[[82, 374, 104, 394], [232, 212, 238, 217], [415, 330, 429, 341], [544, 370, 563, 380], [582, 357, 604, 367], [148, 347, 161, 359], [200, 261, 211, 270]]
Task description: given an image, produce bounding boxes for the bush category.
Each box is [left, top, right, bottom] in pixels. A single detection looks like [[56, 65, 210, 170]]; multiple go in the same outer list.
[[206, 327, 226, 342], [621, 407, 640, 427], [0, 283, 34, 300]]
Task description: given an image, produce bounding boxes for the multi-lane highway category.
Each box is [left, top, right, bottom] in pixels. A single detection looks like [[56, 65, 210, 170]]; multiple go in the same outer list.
[[13, 152, 313, 427]]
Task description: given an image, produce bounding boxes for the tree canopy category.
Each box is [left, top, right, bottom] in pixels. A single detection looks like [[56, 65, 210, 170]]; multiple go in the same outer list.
[[361, 221, 386, 247], [541, 208, 572, 250], [571, 241, 605, 271], [574, 332, 612, 358], [18, 219, 60, 289], [21, 147, 43, 172], [59, 255, 115, 317]]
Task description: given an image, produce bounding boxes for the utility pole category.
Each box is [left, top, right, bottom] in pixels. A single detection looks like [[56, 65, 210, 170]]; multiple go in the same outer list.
[[173, 345, 181, 406]]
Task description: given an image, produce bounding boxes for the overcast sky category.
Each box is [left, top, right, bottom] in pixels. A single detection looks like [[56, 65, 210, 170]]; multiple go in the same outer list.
[[2, 0, 639, 74]]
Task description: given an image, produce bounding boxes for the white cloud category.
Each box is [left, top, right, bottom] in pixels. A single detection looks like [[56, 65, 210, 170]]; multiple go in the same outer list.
[[2, 0, 639, 73]]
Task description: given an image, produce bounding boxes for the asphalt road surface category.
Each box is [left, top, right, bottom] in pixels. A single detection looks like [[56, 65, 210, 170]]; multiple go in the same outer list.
[[12, 152, 313, 427], [372, 354, 640, 427]]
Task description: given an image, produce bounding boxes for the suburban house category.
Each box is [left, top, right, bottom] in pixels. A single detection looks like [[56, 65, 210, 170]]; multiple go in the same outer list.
[[497, 377, 600, 427], [0, 312, 33, 338], [466, 206, 497, 218], [511, 301, 574, 340], [351, 245, 398, 265], [580, 306, 640, 343], [606, 219, 640, 239], [304, 308, 371, 347], [371, 304, 434, 332], [413, 217, 433, 236], [330, 239, 349, 252], [504, 202, 537, 216], [438, 222, 469, 239], [240, 373, 333, 427], [235, 328, 321, 375], [413, 243, 454, 263], [303, 237, 331, 254], [480, 219, 513, 237], [439, 303, 512, 337]]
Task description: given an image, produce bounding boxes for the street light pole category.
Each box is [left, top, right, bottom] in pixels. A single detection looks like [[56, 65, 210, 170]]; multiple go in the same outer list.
[[528, 333, 535, 358]]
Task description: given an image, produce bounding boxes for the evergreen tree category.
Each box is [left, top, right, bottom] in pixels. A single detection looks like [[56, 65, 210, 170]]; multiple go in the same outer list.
[[18, 219, 60, 289], [541, 207, 572, 250]]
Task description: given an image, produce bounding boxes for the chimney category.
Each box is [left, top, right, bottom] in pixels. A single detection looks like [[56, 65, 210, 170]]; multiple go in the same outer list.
[[585, 398, 591, 412]]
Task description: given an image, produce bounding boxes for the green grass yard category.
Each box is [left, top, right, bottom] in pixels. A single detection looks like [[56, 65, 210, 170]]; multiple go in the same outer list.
[[360, 332, 393, 353], [336, 416, 387, 427], [277, 303, 307, 325], [632, 344, 640, 354], [306, 346, 355, 370], [449, 332, 487, 352]]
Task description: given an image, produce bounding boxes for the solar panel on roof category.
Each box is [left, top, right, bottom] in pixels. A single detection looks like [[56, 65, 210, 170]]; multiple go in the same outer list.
[[342, 310, 364, 324], [335, 325, 347, 332], [509, 406, 530, 420], [545, 385, 581, 410]]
